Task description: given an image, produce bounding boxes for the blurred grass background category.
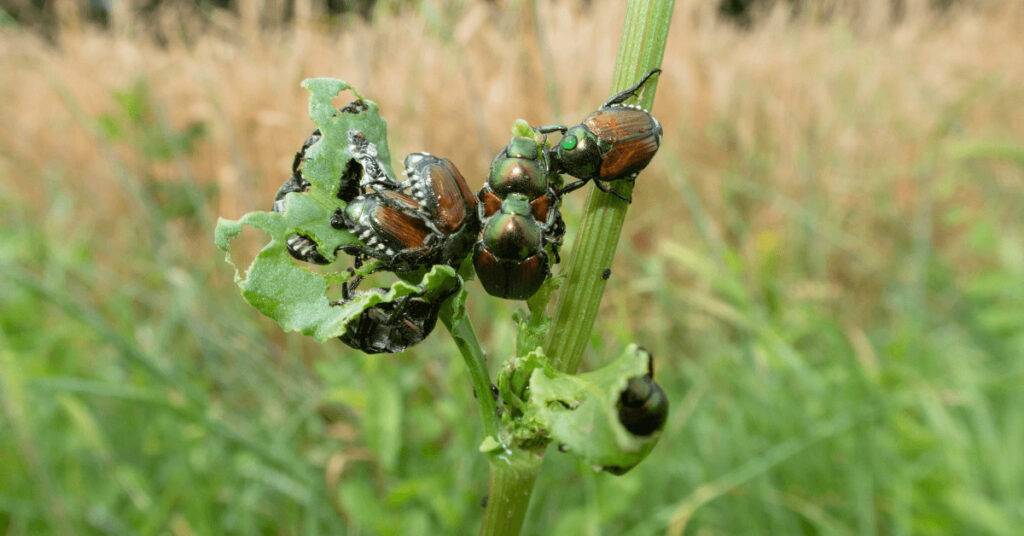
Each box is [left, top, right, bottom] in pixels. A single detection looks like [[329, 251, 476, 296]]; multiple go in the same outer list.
[[2, 0, 1023, 534]]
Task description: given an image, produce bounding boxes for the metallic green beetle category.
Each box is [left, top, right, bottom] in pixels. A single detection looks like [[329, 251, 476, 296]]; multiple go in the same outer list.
[[540, 69, 664, 203], [473, 135, 564, 300]]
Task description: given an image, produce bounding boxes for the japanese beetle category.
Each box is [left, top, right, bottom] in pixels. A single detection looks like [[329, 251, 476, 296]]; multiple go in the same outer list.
[[272, 129, 322, 263], [543, 69, 663, 203], [334, 188, 445, 272], [337, 279, 460, 354], [473, 134, 565, 300], [273, 129, 318, 215], [272, 101, 368, 264], [473, 194, 556, 300], [403, 152, 480, 264], [485, 135, 552, 199], [616, 350, 668, 436], [333, 132, 479, 271]]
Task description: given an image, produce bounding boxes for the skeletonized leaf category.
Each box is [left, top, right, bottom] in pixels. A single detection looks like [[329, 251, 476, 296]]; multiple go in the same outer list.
[[214, 78, 458, 342], [527, 344, 665, 474]]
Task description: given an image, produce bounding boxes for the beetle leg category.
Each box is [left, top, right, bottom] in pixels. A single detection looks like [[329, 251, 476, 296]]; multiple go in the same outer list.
[[559, 178, 590, 196], [603, 68, 662, 108], [341, 266, 356, 301], [386, 294, 412, 324], [341, 276, 363, 303], [538, 249, 552, 279], [535, 190, 562, 233], [594, 180, 633, 203], [383, 244, 434, 272], [348, 130, 402, 191], [549, 242, 562, 264], [347, 275, 364, 296], [540, 138, 561, 175], [441, 277, 462, 300], [549, 234, 564, 265], [542, 209, 565, 265]]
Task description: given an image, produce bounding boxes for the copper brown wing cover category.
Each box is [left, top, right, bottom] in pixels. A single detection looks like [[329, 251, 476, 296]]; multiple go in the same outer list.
[[376, 191, 431, 250], [584, 108, 660, 180], [478, 189, 502, 219], [428, 161, 472, 234]]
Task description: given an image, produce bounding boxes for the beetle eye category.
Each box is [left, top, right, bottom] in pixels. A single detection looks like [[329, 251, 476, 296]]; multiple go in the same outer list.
[[560, 135, 578, 151]]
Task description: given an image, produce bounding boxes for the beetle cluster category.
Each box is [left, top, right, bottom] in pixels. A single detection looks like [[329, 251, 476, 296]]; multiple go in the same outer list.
[[275, 70, 662, 354], [272, 102, 478, 353], [471, 68, 662, 298], [334, 131, 479, 272], [473, 134, 565, 300]]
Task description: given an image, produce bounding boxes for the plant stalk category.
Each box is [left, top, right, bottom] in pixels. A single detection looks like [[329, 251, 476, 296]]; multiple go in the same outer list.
[[545, 0, 674, 375], [478, 449, 544, 536], [473, 2, 675, 535], [441, 301, 500, 440]]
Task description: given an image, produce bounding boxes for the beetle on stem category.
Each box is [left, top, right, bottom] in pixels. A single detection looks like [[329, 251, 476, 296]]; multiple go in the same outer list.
[[473, 133, 565, 300], [538, 69, 664, 203]]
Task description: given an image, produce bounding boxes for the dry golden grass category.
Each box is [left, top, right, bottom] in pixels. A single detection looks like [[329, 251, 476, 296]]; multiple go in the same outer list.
[[3, 3, 1024, 533]]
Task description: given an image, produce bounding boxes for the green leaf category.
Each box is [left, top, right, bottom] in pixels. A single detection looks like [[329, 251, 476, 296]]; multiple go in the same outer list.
[[301, 78, 395, 182], [214, 78, 459, 342], [498, 348, 549, 416], [511, 119, 540, 143], [514, 275, 562, 356], [526, 344, 664, 474], [218, 214, 458, 341]]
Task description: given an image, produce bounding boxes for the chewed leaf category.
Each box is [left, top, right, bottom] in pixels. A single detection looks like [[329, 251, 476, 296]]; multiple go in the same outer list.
[[275, 78, 394, 265], [302, 78, 394, 188], [278, 192, 355, 262], [214, 78, 450, 343], [514, 275, 561, 356], [527, 344, 666, 474], [216, 210, 459, 342]]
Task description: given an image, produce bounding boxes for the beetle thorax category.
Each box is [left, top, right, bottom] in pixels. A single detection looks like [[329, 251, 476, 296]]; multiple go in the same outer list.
[[488, 157, 548, 198], [556, 125, 601, 179]]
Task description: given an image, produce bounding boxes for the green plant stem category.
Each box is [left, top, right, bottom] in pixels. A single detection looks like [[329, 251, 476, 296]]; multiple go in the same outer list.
[[545, 0, 674, 375], [441, 301, 500, 440], [441, 298, 544, 536], [474, 2, 675, 535], [479, 449, 545, 536]]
